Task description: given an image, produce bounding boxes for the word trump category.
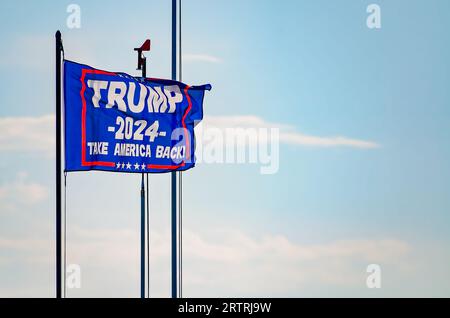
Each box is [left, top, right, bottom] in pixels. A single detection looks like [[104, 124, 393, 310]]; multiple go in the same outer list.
[[87, 79, 183, 113]]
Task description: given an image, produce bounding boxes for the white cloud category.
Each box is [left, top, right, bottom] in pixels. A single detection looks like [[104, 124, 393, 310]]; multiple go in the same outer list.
[[280, 131, 379, 148], [0, 114, 378, 160], [203, 115, 380, 149], [177, 230, 409, 296], [0, 115, 54, 155], [0, 226, 410, 297], [183, 54, 222, 64], [0, 173, 48, 211]]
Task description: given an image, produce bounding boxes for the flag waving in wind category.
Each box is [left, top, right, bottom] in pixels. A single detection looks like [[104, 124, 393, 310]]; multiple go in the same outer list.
[[63, 60, 211, 173]]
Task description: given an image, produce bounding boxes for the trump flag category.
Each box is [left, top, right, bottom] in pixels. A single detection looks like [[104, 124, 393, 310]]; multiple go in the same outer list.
[[63, 60, 211, 173]]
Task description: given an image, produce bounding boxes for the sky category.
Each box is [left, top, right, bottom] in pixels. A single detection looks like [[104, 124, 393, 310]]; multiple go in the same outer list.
[[0, 0, 450, 297]]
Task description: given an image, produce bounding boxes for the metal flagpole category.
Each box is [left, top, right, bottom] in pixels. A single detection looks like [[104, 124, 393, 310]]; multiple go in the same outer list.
[[134, 43, 149, 299], [55, 30, 63, 299], [146, 174, 150, 297], [178, 0, 183, 298], [140, 174, 145, 298], [142, 57, 150, 299], [171, 0, 178, 299], [141, 55, 147, 299], [141, 46, 150, 298]]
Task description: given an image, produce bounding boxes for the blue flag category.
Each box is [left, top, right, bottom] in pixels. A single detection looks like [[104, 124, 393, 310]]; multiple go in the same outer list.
[[63, 60, 211, 173]]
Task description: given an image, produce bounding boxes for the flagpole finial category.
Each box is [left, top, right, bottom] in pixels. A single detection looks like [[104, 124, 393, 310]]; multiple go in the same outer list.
[[134, 39, 151, 71]]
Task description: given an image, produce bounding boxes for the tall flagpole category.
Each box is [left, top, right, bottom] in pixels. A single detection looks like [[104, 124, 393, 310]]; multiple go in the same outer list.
[[134, 42, 149, 299], [55, 30, 63, 299], [140, 55, 147, 299], [171, 0, 178, 299], [178, 0, 183, 298], [140, 174, 145, 298]]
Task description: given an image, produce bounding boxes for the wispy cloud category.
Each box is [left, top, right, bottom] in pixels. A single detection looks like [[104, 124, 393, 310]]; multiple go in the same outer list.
[[0, 172, 48, 212], [0, 114, 379, 159], [203, 115, 380, 149], [0, 227, 410, 297], [176, 230, 409, 296], [280, 132, 379, 148], [0, 115, 54, 155], [183, 53, 222, 64]]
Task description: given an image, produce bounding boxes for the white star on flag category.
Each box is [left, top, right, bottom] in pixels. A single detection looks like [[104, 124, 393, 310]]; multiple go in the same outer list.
[[134, 163, 140, 170], [121, 162, 125, 169], [141, 163, 146, 170], [116, 162, 121, 169], [126, 162, 131, 169]]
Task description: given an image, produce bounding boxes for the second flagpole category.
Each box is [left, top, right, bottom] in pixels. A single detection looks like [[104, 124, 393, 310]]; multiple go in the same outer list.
[[134, 39, 150, 299], [171, 0, 178, 299], [141, 51, 146, 299]]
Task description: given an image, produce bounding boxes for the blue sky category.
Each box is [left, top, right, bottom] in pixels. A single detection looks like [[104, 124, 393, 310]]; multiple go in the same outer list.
[[0, 0, 450, 297]]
